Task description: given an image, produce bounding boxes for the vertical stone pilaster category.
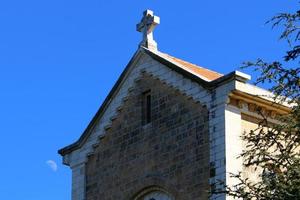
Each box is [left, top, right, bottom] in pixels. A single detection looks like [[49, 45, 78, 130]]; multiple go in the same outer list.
[[224, 105, 243, 200], [71, 163, 86, 200], [209, 81, 236, 200], [209, 103, 226, 200]]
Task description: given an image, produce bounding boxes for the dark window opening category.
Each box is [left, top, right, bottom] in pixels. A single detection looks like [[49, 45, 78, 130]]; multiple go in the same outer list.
[[142, 90, 151, 125]]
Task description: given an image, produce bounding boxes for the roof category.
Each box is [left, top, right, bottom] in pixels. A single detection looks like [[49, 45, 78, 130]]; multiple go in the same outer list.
[[58, 47, 239, 156], [157, 52, 223, 81]]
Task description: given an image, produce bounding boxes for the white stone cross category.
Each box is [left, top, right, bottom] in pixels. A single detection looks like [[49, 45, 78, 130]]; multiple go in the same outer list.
[[137, 10, 160, 50]]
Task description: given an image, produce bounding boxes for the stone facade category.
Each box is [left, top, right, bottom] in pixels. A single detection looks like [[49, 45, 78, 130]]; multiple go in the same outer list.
[[58, 48, 260, 200], [85, 73, 210, 200]]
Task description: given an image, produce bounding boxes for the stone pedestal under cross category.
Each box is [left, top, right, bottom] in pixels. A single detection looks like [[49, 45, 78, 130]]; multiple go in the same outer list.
[[137, 10, 160, 50]]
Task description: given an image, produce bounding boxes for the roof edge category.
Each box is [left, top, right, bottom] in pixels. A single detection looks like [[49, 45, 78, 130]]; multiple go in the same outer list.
[[142, 48, 251, 88], [58, 49, 143, 156]]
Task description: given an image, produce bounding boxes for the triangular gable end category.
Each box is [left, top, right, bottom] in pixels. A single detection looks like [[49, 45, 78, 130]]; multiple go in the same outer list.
[[58, 46, 243, 167]]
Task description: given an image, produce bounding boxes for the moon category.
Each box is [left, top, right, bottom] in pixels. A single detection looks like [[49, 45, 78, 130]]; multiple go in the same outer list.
[[46, 160, 58, 172]]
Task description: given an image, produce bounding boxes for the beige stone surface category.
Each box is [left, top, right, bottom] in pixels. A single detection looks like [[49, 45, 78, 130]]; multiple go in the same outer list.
[[241, 117, 261, 183]]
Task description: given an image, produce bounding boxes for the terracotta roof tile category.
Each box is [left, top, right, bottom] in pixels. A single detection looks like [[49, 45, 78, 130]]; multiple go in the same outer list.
[[157, 52, 223, 81]]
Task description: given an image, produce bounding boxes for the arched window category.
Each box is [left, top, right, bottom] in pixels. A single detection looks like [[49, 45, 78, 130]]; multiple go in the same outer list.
[[134, 187, 174, 200], [141, 191, 172, 200]]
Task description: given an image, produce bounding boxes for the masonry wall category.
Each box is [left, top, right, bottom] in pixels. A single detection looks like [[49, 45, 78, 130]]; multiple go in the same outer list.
[[85, 73, 210, 200], [240, 114, 267, 184]]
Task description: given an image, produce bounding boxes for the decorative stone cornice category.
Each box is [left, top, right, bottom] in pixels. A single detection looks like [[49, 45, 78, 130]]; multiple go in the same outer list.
[[228, 90, 291, 120]]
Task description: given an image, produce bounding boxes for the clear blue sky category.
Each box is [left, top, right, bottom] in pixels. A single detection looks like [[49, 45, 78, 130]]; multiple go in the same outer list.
[[0, 1, 296, 199]]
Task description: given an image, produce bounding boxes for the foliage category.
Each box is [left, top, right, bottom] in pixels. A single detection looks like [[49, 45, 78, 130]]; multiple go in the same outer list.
[[215, 7, 300, 200]]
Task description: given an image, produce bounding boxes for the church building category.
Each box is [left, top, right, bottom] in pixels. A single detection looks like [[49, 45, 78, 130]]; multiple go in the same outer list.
[[58, 10, 290, 200]]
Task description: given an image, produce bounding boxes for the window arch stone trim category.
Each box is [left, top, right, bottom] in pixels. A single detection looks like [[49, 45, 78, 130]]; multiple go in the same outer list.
[[126, 176, 181, 200], [132, 186, 174, 200]]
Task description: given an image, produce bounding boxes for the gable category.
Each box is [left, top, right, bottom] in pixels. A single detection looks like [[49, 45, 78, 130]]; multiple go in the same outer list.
[[58, 46, 250, 167], [58, 47, 258, 200]]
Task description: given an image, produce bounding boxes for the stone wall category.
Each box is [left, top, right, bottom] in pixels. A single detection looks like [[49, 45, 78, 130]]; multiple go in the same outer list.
[[85, 73, 210, 200]]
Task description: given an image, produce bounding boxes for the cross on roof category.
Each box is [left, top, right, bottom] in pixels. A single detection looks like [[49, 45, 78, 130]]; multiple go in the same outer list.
[[137, 10, 160, 50]]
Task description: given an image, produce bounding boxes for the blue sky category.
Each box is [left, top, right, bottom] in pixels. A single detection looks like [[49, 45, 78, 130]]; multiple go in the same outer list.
[[0, 1, 296, 199]]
